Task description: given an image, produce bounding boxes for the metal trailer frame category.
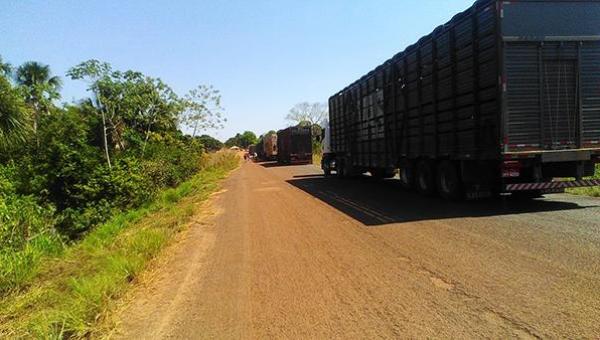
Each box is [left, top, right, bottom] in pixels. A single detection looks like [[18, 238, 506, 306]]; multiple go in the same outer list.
[[277, 127, 313, 165], [328, 0, 600, 197]]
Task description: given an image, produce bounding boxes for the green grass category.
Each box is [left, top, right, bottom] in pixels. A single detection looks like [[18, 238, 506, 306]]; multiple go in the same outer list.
[[0, 152, 239, 339], [567, 164, 600, 197], [0, 233, 63, 296]]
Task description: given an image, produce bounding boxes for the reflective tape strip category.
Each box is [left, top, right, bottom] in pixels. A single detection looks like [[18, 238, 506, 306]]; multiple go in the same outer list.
[[506, 180, 600, 191]]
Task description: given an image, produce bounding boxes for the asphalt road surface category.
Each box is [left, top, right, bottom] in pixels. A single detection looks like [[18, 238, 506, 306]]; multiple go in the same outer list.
[[114, 161, 600, 339]]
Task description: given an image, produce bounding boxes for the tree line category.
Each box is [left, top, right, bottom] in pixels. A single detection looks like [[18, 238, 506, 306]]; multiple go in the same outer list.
[[222, 102, 328, 152], [0, 55, 225, 263]]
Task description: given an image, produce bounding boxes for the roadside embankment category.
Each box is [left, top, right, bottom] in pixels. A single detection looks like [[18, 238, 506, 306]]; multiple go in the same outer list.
[[0, 151, 239, 339]]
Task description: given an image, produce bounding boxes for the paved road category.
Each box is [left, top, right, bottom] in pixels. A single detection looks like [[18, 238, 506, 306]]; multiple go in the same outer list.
[[115, 162, 600, 339]]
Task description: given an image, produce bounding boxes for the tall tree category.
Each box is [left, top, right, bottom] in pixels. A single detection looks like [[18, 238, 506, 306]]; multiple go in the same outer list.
[[286, 102, 328, 126], [121, 72, 182, 155], [0, 75, 28, 150], [15, 61, 61, 137], [0, 55, 12, 77], [67, 60, 116, 168], [180, 85, 226, 137], [69, 60, 189, 165]]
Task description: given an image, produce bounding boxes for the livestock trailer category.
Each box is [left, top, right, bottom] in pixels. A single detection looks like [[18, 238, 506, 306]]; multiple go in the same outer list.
[[263, 133, 278, 161], [255, 139, 265, 160], [278, 127, 313, 164], [324, 0, 600, 199]]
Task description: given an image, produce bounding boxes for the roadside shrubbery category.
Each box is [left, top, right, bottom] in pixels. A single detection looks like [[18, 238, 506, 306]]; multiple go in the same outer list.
[[0, 129, 212, 295], [0, 164, 62, 294], [0, 56, 227, 296], [568, 164, 600, 197], [0, 151, 239, 338]]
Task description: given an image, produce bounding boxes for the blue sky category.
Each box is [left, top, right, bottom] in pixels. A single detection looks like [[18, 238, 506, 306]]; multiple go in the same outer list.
[[1, 0, 474, 141]]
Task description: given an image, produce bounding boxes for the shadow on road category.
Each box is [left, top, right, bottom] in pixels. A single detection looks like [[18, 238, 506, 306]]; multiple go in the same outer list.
[[287, 176, 589, 226], [259, 161, 313, 168], [292, 174, 324, 179]]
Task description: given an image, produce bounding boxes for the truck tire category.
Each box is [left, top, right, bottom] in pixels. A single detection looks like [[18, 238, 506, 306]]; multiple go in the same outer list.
[[416, 160, 436, 196], [337, 159, 346, 178], [340, 159, 358, 179], [371, 169, 396, 180], [437, 161, 463, 200], [399, 166, 414, 189]]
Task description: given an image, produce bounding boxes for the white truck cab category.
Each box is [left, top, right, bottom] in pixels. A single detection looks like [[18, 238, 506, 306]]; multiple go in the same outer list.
[[321, 120, 336, 176]]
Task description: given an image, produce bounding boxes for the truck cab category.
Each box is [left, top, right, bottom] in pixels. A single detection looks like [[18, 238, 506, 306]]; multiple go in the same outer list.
[[321, 120, 337, 176]]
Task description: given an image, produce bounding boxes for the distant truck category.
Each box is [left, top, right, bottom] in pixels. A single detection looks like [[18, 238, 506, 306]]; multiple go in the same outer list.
[[263, 133, 278, 161], [256, 133, 278, 161], [322, 0, 600, 199], [278, 126, 313, 164], [248, 144, 257, 156], [255, 139, 265, 160]]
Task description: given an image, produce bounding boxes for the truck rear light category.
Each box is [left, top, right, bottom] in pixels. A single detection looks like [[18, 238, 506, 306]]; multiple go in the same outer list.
[[501, 161, 521, 178]]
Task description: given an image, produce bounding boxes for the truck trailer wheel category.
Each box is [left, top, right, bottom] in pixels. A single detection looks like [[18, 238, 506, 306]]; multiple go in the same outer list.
[[371, 169, 396, 180], [399, 166, 414, 189], [416, 161, 436, 196], [336, 159, 347, 178], [437, 161, 463, 200]]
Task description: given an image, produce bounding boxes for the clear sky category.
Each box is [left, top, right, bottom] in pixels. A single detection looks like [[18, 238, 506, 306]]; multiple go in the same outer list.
[[1, 0, 474, 141]]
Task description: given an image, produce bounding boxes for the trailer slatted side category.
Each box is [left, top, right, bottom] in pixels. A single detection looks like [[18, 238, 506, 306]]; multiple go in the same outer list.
[[330, 0, 500, 169]]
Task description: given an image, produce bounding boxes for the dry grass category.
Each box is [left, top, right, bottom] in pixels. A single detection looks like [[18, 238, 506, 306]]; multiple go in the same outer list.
[[312, 153, 322, 168]]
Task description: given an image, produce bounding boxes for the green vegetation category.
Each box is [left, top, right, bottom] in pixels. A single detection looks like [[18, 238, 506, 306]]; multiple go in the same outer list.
[[567, 164, 600, 197], [313, 152, 322, 167], [0, 151, 239, 338], [0, 54, 233, 336], [225, 130, 258, 148], [197, 134, 224, 151]]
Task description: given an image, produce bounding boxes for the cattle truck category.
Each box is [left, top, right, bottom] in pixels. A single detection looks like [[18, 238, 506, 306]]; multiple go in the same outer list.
[[277, 126, 313, 164], [322, 0, 600, 199], [256, 139, 265, 160], [263, 133, 278, 161]]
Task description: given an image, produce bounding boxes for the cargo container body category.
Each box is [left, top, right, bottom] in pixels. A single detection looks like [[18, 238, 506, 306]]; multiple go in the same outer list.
[[278, 127, 313, 164], [263, 133, 278, 160], [256, 139, 265, 160], [326, 0, 600, 198]]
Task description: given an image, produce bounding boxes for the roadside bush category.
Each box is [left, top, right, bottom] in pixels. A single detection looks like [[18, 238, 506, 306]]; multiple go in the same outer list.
[[0, 193, 56, 251], [27, 109, 101, 211], [141, 138, 204, 188], [567, 164, 600, 197], [0, 164, 56, 250], [0, 164, 63, 295]]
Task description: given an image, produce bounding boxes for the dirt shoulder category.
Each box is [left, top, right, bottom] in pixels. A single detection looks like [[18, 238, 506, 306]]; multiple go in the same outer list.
[[111, 162, 600, 339]]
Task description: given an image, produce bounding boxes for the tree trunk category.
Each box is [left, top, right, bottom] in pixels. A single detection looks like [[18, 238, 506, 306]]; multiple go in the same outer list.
[[192, 120, 199, 138], [33, 113, 39, 148], [101, 110, 112, 169], [141, 119, 154, 158]]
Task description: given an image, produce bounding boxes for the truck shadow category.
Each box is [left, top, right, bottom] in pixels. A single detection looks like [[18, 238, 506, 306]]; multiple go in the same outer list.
[[259, 161, 313, 168], [286, 176, 592, 226]]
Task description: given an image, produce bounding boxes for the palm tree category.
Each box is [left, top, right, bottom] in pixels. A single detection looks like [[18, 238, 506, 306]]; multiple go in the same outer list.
[[0, 76, 28, 150], [15, 61, 62, 135], [0, 55, 12, 77]]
